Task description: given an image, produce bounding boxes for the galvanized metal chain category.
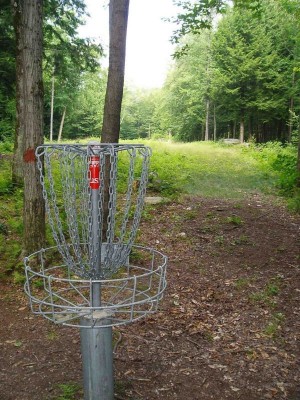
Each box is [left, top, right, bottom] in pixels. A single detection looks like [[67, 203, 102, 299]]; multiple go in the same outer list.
[[35, 143, 151, 280]]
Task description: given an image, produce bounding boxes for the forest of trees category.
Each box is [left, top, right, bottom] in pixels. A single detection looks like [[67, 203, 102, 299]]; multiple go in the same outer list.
[[0, 0, 299, 144]]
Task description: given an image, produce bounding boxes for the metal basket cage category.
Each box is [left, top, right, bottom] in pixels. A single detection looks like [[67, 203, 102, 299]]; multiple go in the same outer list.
[[35, 143, 151, 280], [24, 245, 167, 328]]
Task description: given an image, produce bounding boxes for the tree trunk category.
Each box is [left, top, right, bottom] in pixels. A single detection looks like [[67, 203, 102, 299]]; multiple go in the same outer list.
[[101, 0, 130, 143], [50, 72, 55, 141], [13, 0, 45, 255], [11, 1, 24, 186], [58, 107, 66, 142], [101, 0, 130, 236], [239, 115, 245, 143], [288, 70, 295, 143], [205, 98, 209, 141], [213, 103, 216, 141]]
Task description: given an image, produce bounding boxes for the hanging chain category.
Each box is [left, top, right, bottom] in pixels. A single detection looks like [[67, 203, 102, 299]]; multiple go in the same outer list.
[[35, 143, 151, 279]]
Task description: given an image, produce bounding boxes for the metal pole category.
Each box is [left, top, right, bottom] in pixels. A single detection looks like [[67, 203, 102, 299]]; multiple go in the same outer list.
[[80, 317, 114, 400], [80, 148, 114, 400]]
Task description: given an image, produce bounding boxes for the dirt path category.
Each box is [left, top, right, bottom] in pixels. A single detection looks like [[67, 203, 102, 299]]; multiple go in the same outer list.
[[0, 195, 299, 399]]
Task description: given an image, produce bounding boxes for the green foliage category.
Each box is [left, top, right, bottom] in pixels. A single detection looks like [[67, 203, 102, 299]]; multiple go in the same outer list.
[[225, 215, 243, 226], [264, 312, 285, 338], [131, 140, 277, 199], [55, 383, 82, 400], [0, 2, 15, 141], [0, 161, 14, 195], [59, 70, 107, 139], [0, 140, 13, 153], [250, 276, 281, 306], [0, 0, 102, 141], [287, 189, 300, 213], [13, 270, 25, 285], [121, 88, 164, 140], [0, 149, 23, 275], [0, 141, 14, 195], [162, 0, 300, 143], [247, 142, 298, 202], [272, 151, 297, 195]]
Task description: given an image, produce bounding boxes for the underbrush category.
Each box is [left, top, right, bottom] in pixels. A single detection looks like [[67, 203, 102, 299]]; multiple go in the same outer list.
[[245, 142, 299, 212]]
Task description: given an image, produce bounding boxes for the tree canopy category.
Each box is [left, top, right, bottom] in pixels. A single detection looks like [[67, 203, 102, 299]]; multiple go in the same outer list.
[[0, 0, 299, 145]]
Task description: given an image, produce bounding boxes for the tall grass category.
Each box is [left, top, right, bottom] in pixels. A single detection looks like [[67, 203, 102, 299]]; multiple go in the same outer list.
[[0, 138, 298, 277], [133, 140, 278, 199]]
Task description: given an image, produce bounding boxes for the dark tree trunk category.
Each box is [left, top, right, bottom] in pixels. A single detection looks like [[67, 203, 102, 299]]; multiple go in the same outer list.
[[101, 0, 130, 236], [101, 0, 130, 143], [13, 0, 45, 255]]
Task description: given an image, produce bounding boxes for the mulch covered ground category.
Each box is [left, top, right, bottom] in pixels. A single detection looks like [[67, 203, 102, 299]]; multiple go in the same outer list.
[[0, 194, 299, 399]]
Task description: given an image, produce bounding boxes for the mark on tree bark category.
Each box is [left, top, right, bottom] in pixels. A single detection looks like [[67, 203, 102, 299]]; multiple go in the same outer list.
[[23, 148, 35, 163]]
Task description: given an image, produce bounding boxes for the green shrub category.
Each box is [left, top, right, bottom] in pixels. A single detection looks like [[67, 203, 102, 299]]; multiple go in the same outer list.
[[272, 151, 297, 195]]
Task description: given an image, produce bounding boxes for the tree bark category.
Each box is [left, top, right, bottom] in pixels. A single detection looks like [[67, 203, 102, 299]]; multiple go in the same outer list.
[[13, 0, 45, 255], [288, 70, 295, 143], [58, 106, 66, 142], [213, 103, 216, 141], [12, 1, 24, 186], [50, 72, 55, 141], [239, 115, 245, 143], [101, 0, 130, 143], [205, 98, 209, 141]]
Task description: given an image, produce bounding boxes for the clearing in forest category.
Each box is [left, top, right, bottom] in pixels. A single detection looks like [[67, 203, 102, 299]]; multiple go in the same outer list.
[[0, 141, 299, 399]]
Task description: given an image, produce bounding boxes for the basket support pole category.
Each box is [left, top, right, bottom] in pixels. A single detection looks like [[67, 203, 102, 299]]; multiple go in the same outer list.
[[80, 318, 114, 400], [80, 149, 114, 399]]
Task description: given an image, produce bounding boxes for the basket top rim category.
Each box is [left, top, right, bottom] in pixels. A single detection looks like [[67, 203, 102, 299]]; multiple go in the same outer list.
[[36, 143, 151, 156]]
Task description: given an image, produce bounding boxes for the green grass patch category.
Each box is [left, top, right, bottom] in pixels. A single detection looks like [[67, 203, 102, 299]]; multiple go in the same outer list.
[[225, 215, 244, 226], [249, 276, 282, 306], [263, 312, 285, 339], [234, 277, 251, 289], [54, 383, 82, 400], [124, 140, 279, 199]]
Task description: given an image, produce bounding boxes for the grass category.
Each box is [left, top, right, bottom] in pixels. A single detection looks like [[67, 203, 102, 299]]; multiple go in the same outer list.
[[249, 276, 282, 306], [225, 215, 244, 225], [234, 277, 251, 290], [0, 138, 298, 277], [263, 312, 285, 339], [54, 383, 82, 400], [128, 140, 278, 199]]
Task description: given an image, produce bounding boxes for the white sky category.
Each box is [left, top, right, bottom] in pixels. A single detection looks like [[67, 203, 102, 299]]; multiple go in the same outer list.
[[78, 0, 178, 89]]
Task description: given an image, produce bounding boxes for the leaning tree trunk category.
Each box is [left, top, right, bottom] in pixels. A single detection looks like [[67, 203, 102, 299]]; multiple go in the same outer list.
[[101, 0, 130, 236], [57, 107, 66, 142], [13, 0, 45, 255], [101, 0, 130, 143]]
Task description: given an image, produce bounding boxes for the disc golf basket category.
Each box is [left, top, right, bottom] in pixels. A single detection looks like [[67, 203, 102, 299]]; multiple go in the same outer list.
[[24, 143, 167, 400]]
